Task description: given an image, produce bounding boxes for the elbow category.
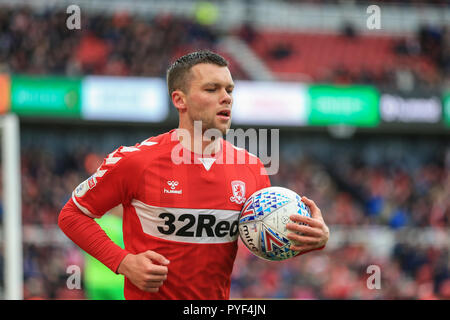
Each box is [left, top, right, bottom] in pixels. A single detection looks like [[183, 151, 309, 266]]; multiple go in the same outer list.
[[58, 197, 80, 232], [58, 200, 70, 231]]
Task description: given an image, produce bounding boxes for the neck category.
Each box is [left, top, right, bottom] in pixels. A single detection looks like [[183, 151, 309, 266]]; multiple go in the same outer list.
[[175, 126, 222, 156]]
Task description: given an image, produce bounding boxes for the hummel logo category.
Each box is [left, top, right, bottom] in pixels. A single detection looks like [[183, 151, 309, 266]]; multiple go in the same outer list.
[[167, 181, 179, 190], [164, 180, 182, 194]]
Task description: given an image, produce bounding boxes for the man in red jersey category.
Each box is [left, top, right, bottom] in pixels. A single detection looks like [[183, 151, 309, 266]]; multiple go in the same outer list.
[[58, 50, 329, 300]]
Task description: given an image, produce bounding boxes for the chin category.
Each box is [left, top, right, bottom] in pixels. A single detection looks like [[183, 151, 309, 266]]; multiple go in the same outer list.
[[201, 122, 227, 137], [216, 123, 230, 136], [209, 127, 226, 136]]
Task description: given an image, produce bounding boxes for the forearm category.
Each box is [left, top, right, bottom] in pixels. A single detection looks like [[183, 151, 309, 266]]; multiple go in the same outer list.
[[58, 198, 130, 273]]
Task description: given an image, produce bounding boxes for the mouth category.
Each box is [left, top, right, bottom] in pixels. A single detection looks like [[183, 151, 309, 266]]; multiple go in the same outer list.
[[216, 109, 231, 120]]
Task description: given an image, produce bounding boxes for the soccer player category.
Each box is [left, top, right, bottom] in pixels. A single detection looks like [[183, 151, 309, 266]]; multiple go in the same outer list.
[[58, 50, 329, 300]]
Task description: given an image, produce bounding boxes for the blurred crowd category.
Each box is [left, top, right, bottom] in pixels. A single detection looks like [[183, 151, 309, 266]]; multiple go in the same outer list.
[[231, 241, 450, 299], [283, 0, 449, 5], [1, 6, 449, 89], [231, 136, 450, 299], [0, 6, 248, 80], [272, 143, 450, 229], [1, 130, 448, 299], [0, 3, 449, 300]]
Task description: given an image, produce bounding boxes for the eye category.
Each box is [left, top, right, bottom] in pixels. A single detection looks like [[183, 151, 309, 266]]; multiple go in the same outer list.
[[205, 88, 216, 92]]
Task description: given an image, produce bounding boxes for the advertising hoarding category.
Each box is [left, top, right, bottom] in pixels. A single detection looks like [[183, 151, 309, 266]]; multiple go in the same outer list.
[[0, 74, 10, 114], [307, 85, 380, 127], [81, 76, 168, 122], [11, 76, 82, 117], [380, 93, 441, 124], [231, 80, 308, 126]]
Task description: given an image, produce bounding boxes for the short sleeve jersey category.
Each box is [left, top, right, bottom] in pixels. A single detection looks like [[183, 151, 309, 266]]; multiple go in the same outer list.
[[72, 129, 271, 300]]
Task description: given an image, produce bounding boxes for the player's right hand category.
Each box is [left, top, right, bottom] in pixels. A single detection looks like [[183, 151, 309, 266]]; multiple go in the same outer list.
[[117, 250, 170, 293]]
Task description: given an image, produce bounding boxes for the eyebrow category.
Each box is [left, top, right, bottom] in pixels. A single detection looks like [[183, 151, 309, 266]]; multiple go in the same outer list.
[[203, 82, 235, 88]]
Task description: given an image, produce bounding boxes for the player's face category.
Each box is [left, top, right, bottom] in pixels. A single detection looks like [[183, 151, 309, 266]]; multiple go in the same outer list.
[[184, 63, 234, 135]]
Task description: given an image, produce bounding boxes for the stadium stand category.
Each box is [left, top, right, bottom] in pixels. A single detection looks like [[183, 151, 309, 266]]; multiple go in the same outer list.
[[7, 127, 448, 299], [0, 5, 448, 88], [0, 7, 247, 79], [245, 29, 441, 89], [0, 1, 448, 300]]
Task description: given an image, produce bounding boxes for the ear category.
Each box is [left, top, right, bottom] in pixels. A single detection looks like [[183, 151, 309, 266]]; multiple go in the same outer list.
[[171, 90, 187, 112]]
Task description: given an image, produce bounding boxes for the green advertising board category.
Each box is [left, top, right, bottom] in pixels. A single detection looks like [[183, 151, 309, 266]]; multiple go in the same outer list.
[[307, 85, 380, 127], [11, 75, 82, 117], [444, 92, 450, 127]]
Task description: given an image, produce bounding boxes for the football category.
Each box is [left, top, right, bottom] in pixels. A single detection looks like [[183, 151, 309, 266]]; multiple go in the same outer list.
[[238, 186, 311, 261]]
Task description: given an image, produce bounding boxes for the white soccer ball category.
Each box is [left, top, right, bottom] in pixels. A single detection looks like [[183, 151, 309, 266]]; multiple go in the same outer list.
[[238, 186, 311, 261]]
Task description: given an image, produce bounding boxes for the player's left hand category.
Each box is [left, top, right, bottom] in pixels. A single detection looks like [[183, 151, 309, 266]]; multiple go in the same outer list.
[[285, 196, 330, 255]]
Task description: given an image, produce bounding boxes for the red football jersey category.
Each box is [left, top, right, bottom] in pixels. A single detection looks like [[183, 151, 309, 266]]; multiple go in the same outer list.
[[71, 129, 271, 300]]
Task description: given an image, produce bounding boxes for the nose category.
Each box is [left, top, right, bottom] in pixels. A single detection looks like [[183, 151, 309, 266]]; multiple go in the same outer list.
[[220, 89, 232, 105]]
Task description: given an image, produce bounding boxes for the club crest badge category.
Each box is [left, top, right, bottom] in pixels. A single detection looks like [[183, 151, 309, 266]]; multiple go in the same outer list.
[[230, 180, 246, 204]]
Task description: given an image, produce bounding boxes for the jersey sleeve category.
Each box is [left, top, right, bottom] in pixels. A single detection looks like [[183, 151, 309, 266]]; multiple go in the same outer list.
[[58, 198, 130, 273], [72, 146, 143, 218]]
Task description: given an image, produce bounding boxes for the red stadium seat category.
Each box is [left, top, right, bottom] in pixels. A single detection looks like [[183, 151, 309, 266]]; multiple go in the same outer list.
[[247, 30, 437, 82]]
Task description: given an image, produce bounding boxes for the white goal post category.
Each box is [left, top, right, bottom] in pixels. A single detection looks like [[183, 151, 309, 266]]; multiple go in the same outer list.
[[0, 113, 23, 300]]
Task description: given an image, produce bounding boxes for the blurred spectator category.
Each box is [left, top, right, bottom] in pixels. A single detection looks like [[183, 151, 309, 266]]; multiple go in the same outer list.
[[0, 4, 448, 300], [237, 23, 258, 45], [269, 42, 293, 60], [12, 128, 449, 299], [1, 5, 448, 88], [0, 7, 222, 78]]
